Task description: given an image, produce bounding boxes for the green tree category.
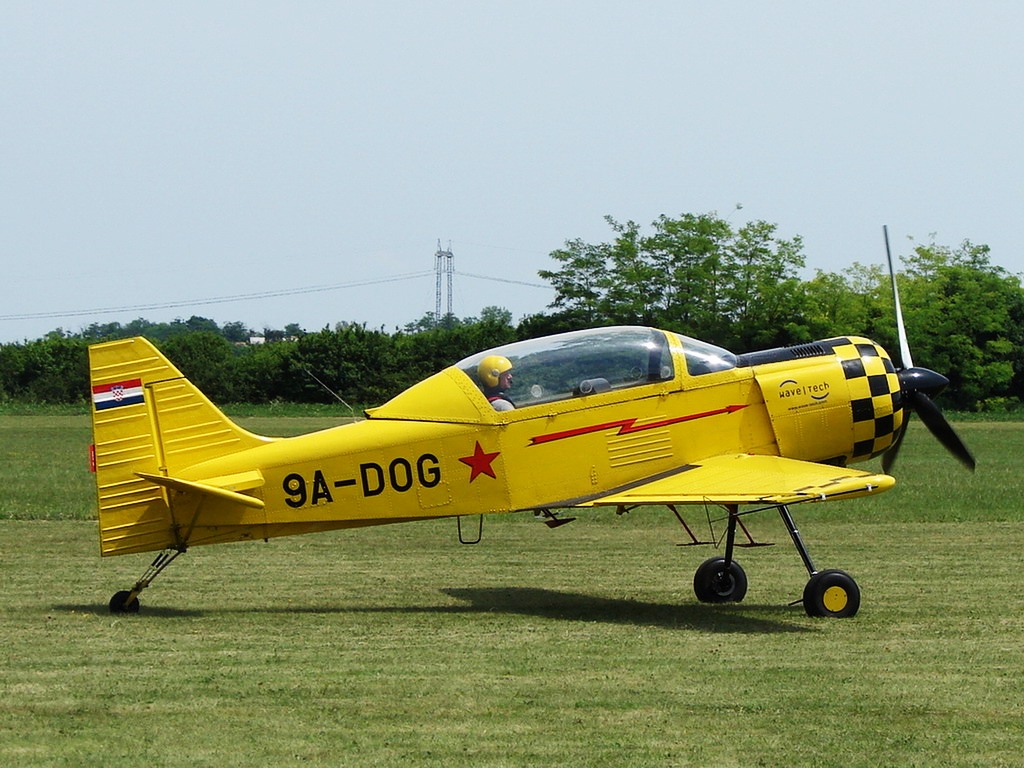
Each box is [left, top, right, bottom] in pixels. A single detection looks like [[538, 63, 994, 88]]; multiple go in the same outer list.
[[539, 211, 811, 350], [803, 263, 888, 341], [538, 237, 610, 324], [232, 341, 301, 403], [645, 212, 732, 336], [160, 332, 238, 402], [722, 222, 808, 349], [0, 336, 89, 403], [221, 321, 252, 343], [600, 217, 661, 325], [898, 240, 1022, 409], [477, 306, 513, 327], [296, 326, 402, 405]]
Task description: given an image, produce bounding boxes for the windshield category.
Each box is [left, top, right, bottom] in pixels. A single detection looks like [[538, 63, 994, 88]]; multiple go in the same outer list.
[[678, 335, 738, 375], [457, 326, 674, 408]]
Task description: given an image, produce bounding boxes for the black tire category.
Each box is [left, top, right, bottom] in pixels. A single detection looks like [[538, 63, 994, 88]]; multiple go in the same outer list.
[[803, 569, 860, 618], [693, 557, 748, 603], [109, 590, 140, 614]]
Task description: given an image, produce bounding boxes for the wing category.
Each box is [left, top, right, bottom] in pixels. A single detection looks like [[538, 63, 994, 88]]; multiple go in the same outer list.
[[587, 454, 894, 507]]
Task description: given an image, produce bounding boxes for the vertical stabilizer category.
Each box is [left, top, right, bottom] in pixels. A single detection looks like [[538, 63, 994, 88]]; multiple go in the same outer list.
[[89, 337, 272, 556]]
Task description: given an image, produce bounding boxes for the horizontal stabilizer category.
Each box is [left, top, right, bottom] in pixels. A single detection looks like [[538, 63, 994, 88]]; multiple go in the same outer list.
[[136, 471, 266, 510]]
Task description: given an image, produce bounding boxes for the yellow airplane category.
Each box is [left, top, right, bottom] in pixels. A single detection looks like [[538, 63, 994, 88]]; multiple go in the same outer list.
[[89, 319, 973, 619]]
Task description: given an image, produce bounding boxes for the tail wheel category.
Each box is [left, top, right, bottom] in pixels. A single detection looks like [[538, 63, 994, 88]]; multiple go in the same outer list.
[[109, 590, 140, 614], [693, 557, 748, 603], [803, 569, 860, 618]]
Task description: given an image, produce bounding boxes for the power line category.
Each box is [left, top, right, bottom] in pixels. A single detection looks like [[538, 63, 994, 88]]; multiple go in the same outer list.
[[455, 270, 551, 289], [0, 266, 554, 325], [0, 271, 435, 322]]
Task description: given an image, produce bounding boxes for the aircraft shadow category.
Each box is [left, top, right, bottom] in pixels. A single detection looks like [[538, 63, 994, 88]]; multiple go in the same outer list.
[[53, 589, 810, 633], [52, 603, 205, 618], [437, 587, 810, 634]]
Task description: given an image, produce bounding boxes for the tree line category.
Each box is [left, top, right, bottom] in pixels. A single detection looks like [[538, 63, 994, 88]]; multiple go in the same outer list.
[[2, 211, 1021, 411]]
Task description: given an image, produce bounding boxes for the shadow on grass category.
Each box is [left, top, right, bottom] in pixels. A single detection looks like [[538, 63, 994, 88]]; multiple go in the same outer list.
[[438, 587, 811, 633], [266, 587, 809, 633], [53, 588, 812, 633], [52, 603, 206, 618]]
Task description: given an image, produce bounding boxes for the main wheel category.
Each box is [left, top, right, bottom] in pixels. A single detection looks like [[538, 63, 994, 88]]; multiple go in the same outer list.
[[803, 569, 860, 618], [109, 590, 140, 614], [693, 557, 748, 603]]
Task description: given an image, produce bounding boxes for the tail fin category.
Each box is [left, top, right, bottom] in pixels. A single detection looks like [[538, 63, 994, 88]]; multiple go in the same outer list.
[[89, 337, 271, 556]]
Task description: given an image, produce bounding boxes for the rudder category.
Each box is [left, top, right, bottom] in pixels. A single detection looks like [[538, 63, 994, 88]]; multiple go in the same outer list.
[[89, 337, 271, 556]]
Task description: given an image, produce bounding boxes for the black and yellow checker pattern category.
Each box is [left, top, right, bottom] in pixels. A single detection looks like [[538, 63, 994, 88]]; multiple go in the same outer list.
[[829, 337, 905, 462]]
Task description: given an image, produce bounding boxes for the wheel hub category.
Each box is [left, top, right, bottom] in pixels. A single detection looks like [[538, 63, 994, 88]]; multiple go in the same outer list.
[[822, 585, 849, 613], [712, 572, 735, 596]]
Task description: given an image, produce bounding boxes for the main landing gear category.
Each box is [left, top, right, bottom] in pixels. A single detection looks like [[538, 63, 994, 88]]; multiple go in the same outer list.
[[108, 547, 187, 614], [691, 504, 860, 618]]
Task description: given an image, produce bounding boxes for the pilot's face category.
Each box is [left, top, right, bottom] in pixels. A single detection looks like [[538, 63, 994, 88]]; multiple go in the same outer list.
[[498, 370, 513, 390]]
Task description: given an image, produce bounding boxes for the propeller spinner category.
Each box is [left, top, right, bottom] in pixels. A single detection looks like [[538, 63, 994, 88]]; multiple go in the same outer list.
[[880, 226, 976, 473]]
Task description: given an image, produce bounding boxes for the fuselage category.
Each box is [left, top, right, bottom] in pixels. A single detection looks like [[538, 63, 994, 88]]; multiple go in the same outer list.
[[175, 328, 904, 542]]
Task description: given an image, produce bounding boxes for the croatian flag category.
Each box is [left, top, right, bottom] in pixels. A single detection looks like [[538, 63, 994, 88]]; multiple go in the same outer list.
[[92, 379, 145, 410]]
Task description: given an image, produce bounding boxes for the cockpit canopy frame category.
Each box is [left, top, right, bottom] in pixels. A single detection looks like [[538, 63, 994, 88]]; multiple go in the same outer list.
[[457, 326, 737, 409], [368, 326, 738, 423]]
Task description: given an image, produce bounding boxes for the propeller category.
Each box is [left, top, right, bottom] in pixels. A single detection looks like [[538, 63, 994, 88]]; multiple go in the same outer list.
[[880, 225, 976, 474]]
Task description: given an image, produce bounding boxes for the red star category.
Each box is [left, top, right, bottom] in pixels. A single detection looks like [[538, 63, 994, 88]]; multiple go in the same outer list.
[[459, 441, 500, 482]]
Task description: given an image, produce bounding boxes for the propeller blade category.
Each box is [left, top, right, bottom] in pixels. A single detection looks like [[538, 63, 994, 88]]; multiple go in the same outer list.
[[909, 391, 977, 472], [881, 415, 910, 474], [884, 225, 914, 369], [881, 225, 974, 473]]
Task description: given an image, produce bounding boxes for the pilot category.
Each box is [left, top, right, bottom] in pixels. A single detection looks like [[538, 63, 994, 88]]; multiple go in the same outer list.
[[478, 355, 515, 411]]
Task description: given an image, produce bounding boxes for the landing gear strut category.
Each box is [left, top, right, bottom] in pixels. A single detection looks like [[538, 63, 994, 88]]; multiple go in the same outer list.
[[108, 547, 186, 614], [777, 503, 860, 618]]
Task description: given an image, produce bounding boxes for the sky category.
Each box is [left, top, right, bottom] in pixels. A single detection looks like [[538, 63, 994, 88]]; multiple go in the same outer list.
[[2, 2, 1022, 343]]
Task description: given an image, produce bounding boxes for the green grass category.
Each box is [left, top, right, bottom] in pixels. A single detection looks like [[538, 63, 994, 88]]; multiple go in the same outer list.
[[1, 416, 1023, 766]]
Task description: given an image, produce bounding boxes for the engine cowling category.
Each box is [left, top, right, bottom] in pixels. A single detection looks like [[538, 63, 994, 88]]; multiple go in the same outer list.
[[742, 337, 905, 466]]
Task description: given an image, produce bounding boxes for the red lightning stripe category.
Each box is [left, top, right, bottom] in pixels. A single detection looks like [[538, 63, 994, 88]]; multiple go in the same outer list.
[[528, 404, 748, 446]]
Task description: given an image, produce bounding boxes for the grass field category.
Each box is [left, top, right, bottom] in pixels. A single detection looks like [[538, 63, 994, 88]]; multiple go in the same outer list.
[[2, 414, 1023, 766]]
